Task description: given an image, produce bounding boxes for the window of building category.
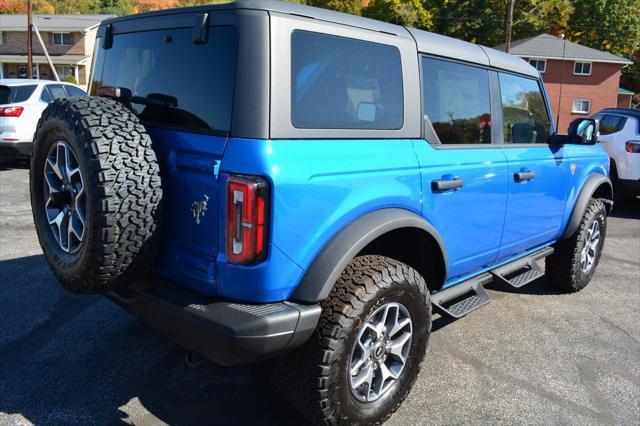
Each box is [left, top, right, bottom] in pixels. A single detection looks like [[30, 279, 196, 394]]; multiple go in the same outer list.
[[52, 32, 73, 46], [528, 58, 546, 73], [573, 61, 592, 76], [0, 32, 4, 45], [291, 30, 404, 130], [421, 57, 492, 145], [498, 73, 551, 144], [55, 65, 74, 80], [572, 99, 591, 114]]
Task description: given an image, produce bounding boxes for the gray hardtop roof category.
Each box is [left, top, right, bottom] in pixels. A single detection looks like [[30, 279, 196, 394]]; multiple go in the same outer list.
[[102, 0, 538, 78], [407, 28, 538, 77], [102, 0, 408, 36]]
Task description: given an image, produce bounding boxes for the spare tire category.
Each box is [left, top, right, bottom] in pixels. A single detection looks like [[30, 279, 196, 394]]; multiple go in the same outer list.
[[30, 96, 162, 293]]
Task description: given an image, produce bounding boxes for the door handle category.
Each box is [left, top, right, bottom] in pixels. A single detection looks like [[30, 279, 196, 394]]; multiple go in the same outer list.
[[514, 171, 536, 182], [432, 177, 464, 191]]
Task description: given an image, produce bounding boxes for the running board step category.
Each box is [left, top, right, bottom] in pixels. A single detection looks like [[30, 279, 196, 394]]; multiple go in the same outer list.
[[431, 277, 492, 319], [490, 246, 554, 289]]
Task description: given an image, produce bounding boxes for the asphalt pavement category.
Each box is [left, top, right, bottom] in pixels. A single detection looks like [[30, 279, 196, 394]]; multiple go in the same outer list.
[[1, 158, 639, 425]]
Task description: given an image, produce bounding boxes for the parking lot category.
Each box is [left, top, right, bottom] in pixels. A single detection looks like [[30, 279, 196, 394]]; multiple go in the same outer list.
[[0, 157, 638, 425]]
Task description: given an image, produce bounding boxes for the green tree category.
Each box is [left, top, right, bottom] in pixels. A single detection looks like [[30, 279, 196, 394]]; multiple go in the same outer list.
[[89, 0, 134, 15], [307, 0, 364, 15], [363, 0, 434, 30], [49, 0, 99, 13], [567, 0, 640, 55]]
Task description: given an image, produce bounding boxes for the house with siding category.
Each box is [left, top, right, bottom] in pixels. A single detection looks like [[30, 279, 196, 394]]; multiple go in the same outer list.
[[495, 34, 634, 132], [0, 14, 114, 89]]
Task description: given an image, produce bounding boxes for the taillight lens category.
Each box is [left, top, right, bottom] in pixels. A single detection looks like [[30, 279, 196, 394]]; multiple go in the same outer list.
[[625, 141, 640, 153], [226, 174, 269, 264], [0, 106, 24, 117]]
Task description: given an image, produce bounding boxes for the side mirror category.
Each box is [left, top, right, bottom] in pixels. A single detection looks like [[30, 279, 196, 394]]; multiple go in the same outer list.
[[567, 118, 599, 145]]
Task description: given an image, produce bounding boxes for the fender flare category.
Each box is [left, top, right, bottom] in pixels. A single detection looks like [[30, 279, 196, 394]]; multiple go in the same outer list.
[[561, 174, 612, 239], [291, 208, 448, 303]]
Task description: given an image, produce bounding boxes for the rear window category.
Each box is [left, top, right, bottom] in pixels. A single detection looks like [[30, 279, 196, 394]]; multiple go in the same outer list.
[[93, 26, 238, 134], [291, 30, 404, 130], [0, 84, 37, 104]]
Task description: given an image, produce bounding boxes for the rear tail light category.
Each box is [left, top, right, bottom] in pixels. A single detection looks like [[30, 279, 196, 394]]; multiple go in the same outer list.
[[0, 106, 24, 117], [625, 141, 640, 153], [226, 174, 269, 265]]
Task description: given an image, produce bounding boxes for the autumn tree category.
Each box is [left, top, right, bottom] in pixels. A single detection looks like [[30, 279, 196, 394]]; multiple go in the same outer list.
[[1, 0, 55, 13]]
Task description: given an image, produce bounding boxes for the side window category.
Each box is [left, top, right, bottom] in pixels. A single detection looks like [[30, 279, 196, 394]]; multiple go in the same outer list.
[[291, 30, 403, 130], [421, 57, 492, 145], [498, 73, 551, 144], [600, 115, 626, 135], [64, 85, 86, 97], [47, 84, 68, 100], [40, 87, 52, 103]]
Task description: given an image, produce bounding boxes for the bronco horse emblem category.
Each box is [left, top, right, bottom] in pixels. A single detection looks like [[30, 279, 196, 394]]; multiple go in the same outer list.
[[191, 195, 209, 225]]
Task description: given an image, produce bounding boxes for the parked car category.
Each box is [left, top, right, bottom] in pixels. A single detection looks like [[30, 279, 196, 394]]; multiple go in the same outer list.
[[592, 108, 640, 199], [28, 1, 612, 424], [0, 79, 86, 158]]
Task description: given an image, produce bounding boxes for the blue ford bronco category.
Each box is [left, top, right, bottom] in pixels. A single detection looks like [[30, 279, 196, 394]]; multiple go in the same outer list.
[[30, 1, 612, 423]]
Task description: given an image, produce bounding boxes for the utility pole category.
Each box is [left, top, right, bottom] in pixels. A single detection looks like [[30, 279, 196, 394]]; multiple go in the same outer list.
[[27, 0, 34, 79], [505, 0, 515, 53], [556, 34, 567, 132]]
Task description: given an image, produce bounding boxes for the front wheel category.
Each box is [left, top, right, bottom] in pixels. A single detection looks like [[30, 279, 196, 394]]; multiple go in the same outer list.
[[286, 255, 431, 425], [546, 198, 607, 292]]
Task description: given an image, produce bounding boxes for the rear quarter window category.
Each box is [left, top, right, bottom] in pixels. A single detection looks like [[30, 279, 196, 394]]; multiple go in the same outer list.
[[93, 26, 238, 135], [291, 30, 403, 130]]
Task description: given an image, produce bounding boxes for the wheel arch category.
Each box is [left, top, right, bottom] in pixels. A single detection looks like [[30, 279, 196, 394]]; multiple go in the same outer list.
[[291, 208, 448, 303], [561, 173, 612, 239]]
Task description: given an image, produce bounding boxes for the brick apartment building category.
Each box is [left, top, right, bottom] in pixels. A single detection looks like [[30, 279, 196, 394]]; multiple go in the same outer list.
[[0, 14, 114, 89], [496, 34, 634, 132]]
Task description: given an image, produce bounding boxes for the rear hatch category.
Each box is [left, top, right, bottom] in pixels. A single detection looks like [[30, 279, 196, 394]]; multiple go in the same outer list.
[[91, 22, 239, 295]]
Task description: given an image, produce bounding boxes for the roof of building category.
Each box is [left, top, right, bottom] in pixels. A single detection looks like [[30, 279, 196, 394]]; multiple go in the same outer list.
[[0, 14, 115, 32], [494, 33, 633, 64], [103, 0, 536, 78], [618, 87, 635, 95], [0, 54, 90, 65]]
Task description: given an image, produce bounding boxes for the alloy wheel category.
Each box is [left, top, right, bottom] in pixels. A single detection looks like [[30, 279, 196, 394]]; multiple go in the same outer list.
[[348, 302, 413, 402], [43, 141, 87, 254], [580, 220, 600, 273]]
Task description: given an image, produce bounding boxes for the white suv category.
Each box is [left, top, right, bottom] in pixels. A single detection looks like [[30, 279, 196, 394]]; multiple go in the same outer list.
[[0, 79, 86, 158], [592, 108, 640, 199]]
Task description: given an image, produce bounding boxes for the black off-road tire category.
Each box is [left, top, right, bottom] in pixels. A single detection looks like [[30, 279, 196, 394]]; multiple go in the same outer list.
[[286, 255, 431, 425], [546, 198, 607, 292], [30, 96, 162, 293]]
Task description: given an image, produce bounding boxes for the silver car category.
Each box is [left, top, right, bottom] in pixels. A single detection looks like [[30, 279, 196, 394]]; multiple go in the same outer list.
[[0, 79, 86, 158]]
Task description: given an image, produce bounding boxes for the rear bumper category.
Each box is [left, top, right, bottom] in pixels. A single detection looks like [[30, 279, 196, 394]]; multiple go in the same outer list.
[[0, 141, 31, 157], [107, 276, 321, 366], [617, 179, 640, 196]]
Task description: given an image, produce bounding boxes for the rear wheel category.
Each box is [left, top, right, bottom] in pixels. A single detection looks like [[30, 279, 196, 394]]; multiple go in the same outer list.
[[546, 198, 607, 292], [286, 255, 431, 425], [30, 96, 162, 293]]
